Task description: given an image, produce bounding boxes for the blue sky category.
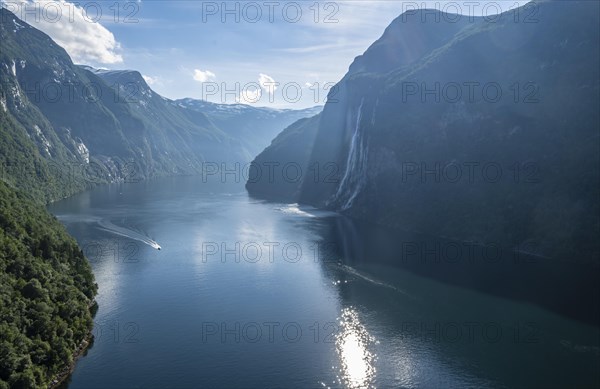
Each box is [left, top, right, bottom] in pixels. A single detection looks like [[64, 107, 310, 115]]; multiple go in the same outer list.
[[3, 0, 530, 108]]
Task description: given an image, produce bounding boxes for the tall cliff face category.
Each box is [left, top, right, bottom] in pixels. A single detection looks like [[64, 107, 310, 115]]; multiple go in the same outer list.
[[247, 1, 600, 262], [296, 9, 480, 206]]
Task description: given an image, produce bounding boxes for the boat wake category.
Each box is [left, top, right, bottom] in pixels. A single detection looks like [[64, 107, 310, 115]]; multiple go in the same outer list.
[[55, 214, 162, 250], [339, 264, 413, 298], [96, 219, 161, 250], [276, 203, 316, 217], [276, 203, 338, 218]]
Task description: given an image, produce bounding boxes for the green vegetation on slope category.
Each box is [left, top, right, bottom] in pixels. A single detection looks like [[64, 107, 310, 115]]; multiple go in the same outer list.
[[0, 106, 88, 204], [0, 181, 97, 388]]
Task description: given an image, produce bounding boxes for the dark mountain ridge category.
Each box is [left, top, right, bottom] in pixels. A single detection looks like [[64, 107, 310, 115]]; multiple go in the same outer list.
[[246, 1, 600, 323], [248, 1, 599, 263]]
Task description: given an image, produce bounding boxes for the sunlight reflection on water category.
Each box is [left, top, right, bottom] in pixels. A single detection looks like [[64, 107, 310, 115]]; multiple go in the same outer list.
[[335, 307, 377, 388]]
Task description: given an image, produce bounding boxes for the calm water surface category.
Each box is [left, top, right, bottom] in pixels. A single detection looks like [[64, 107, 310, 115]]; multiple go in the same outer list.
[[48, 177, 599, 388]]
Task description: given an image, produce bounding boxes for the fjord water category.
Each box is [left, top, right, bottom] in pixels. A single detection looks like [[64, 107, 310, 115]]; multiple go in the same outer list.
[[49, 177, 599, 388]]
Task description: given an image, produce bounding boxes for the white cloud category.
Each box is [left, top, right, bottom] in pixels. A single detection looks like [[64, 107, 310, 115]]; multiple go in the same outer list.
[[258, 73, 277, 96], [237, 87, 262, 104], [193, 69, 216, 82], [142, 75, 157, 85], [281, 43, 346, 54], [4, 0, 123, 64]]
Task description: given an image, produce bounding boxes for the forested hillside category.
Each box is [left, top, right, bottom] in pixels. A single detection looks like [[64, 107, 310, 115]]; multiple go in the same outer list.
[[0, 181, 97, 388]]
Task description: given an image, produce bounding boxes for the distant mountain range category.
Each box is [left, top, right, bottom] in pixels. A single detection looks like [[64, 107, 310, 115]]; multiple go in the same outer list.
[[247, 0, 600, 263], [0, 7, 319, 202], [175, 98, 322, 159]]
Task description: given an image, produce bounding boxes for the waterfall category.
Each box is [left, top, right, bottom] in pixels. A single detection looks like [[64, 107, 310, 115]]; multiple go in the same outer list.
[[333, 98, 369, 210]]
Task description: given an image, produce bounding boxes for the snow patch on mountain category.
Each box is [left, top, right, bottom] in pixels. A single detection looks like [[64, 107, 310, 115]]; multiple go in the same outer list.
[[12, 18, 24, 32], [76, 139, 89, 163], [34, 125, 52, 156], [175, 97, 323, 117], [11, 85, 22, 109]]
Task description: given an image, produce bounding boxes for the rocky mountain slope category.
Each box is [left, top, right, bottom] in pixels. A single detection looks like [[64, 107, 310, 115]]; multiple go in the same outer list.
[[247, 0, 600, 263], [1, 7, 301, 201]]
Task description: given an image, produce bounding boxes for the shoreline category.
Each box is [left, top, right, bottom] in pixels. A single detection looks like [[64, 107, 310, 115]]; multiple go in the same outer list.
[[49, 300, 98, 389], [49, 333, 92, 389]]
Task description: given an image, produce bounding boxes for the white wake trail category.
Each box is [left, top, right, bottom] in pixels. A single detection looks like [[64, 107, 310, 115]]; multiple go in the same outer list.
[[338, 264, 413, 299], [97, 219, 161, 250]]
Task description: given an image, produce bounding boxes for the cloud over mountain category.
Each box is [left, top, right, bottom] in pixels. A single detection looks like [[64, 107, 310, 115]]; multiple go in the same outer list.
[[2, 0, 122, 64]]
